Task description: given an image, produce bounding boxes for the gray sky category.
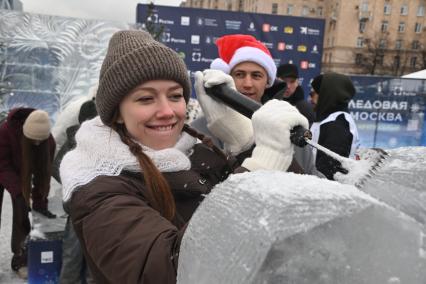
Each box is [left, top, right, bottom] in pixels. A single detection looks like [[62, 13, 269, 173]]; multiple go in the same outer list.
[[20, 0, 182, 23]]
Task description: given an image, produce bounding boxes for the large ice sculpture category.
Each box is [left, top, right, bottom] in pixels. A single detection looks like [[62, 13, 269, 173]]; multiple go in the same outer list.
[[358, 147, 426, 226], [177, 171, 426, 284]]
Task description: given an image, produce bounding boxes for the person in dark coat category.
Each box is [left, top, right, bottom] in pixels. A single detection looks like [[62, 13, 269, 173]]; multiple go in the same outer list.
[[59, 30, 307, 283], [309, 73, 360, 180], [276, 63, 316, 126], [0, 108, 56, 278]]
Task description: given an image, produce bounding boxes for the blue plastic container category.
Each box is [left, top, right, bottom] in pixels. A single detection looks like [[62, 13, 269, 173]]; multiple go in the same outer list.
[[28, 231, 63, 284]]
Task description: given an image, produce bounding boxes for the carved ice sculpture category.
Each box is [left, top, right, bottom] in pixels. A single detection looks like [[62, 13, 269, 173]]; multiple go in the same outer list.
[[178, 171, 426, 284]]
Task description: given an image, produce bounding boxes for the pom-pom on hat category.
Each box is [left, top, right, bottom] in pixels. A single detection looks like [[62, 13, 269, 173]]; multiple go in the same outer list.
[[210, 34, 277, 87], [23, 110, 51, 141]]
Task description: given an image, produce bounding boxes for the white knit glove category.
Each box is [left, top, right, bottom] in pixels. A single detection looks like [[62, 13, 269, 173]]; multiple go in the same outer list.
[[242, 100, 309, 171], [194, 69, 254, 154]]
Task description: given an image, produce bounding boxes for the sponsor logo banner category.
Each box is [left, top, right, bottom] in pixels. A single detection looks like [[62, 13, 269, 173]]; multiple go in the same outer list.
[[136, 4, 325, 102]]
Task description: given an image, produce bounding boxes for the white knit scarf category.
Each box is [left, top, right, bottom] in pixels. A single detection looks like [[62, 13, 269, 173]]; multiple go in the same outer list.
[[61, 116, 197, 201]]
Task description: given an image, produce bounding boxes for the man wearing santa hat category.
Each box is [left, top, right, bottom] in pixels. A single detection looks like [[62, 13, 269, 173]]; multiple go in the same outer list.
[[192, 34, 319, 176]]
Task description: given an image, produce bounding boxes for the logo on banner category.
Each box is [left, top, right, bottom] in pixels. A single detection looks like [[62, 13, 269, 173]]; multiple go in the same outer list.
[[277, 42, 286, 51], [297, 45, 307, 52], [205, 36, 213, 44], [391, 85, 416, 96], [161, 32, 186, 44], [262, 24, 270, 32], [197, 17, 218, 27], [147, 13, 158, 23], [191, 35, 200, 45], [300, 61, 309, 69], [300, 26, 320, 36], [150, 16, 173, 25], [191, 51, 215, 63], [262, 23, 278, 32], [248, 22, 256, 31], [181, 16, 190, 26], [261, 41, 274, 49], [311, 45, 319, 54], [285, 44, 294, 50], [284, 26, 293, 34], [192, 52, 201, 62], [162, 32, 171, 42], [225, 20, 242, 30]]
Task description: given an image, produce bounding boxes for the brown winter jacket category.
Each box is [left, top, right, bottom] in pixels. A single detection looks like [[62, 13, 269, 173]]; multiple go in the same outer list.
[[0, 108, 55, 199], [69, 143, 236, 284]]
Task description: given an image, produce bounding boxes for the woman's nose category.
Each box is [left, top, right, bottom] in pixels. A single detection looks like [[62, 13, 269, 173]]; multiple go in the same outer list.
[[156, 100, 174, 117]]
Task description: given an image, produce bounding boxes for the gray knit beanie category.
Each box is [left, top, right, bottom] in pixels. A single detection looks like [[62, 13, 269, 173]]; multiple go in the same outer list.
[[96, 30, 191, 125]]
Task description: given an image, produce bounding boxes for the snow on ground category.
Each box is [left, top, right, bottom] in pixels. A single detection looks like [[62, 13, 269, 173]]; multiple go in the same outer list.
[[0, 193, 26, 284], [0, 180, 66, 283]]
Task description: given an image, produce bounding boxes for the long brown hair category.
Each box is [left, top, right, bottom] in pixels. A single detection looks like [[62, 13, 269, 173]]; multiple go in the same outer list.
[[110, 115, 176, 221], [21, 136, 53, 206]]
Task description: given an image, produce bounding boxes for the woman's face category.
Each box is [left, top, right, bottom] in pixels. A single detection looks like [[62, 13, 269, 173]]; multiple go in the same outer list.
[[118, 80, 186, 150]]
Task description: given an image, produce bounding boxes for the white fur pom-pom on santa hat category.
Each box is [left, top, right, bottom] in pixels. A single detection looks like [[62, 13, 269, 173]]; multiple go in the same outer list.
[[210, 34, 277, 87]]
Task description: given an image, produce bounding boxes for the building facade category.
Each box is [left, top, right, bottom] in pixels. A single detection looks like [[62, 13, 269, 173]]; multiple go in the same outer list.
[[181, 0, 426, 76]]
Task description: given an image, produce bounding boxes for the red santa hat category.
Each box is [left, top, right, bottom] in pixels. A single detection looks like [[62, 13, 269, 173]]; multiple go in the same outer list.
[[210, 34, 277, 87]]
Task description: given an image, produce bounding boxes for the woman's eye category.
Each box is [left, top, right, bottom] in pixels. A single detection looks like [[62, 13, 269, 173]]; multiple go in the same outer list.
[[137, 96, 153, 103], [170, 93, 184, 101]]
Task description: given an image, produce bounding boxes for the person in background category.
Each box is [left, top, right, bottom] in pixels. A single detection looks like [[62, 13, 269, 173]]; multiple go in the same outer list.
[[192, 34, 318, 175], [191, 33, 281, 149], [276, 63, 316, 126], [0, 108, 56, 279], [52, 98, 97, 284], [309, 73, 360, 180], [59, 30, 307, 283]]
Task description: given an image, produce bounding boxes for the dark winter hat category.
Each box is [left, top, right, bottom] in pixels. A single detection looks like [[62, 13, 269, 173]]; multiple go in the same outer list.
[[78, 99, 98, 124], [277, 63, 299, 79], [311, 74, 323, 94], [96, 30, 191, 125]]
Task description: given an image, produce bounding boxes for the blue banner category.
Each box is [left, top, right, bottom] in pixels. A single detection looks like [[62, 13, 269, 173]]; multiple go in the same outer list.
[[136, 5, 426, 149], [349, 76, 426, 148], [136, 4, 325, 96]]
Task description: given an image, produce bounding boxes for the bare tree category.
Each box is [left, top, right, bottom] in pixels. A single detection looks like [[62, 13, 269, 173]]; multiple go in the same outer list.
[[355, 32, 413, 76], [355, 32, 388, 75], [393, 48, 413, 77], [421, 45, 426, 70]]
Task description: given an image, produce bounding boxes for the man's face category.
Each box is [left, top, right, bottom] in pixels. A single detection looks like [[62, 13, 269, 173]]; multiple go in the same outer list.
[[281, 77, 299, 98], [230, 62, 268, 103], [309, 90, 319, 110]]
